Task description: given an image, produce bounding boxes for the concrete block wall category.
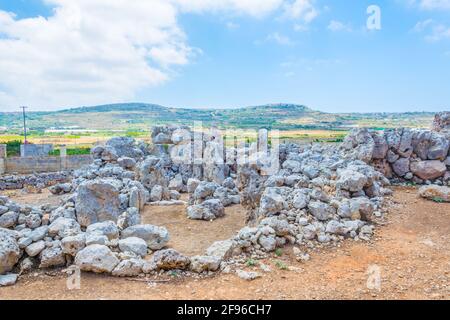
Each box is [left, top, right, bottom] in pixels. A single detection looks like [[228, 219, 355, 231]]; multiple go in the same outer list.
[[3, 154, 92, 174], [20, 144, 53, 157]]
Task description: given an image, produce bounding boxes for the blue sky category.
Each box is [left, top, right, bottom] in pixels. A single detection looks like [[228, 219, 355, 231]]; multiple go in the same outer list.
[[0, 0, 449, 113]]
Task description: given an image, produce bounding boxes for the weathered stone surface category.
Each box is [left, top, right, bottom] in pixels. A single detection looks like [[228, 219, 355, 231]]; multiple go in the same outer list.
[[336, 170, 367, 192], [0, 228, 20, 274], [259, 188, 286, 215], [105, 137, 144, 159], [86, 221, 119, 240], [48, 217, 81, 238], [372, 134, 388, 159], [169, 174, 184, 192], [308, 201, 336, 221], [0, 211, 19, 228], [112, 259, 143, 277], [186, 199, 225, 220], [117, 207, 141, 230], [150, 185, 164, 202], [61, 234, 86, 256], [118, 237, 148, 257], [292, 191, 309, 209], [236, 270, 261, 281], [121, 224, 169, 250], [410, 161, 446, 180], [0, 273, 18, 286], [419, 185, 450, 202], [39, 246, 66, 268], [85, 233, 108, 246], [117, 157, 136, 170], [190, 255, 221, 273], [432, 111, 450, 132], [206, 240, 234, 260], [25, 240, 45, 257], [148, 249, 190, 271], [392, 158, 410, 177], [75, 244, 119, 273], [187, 178, 200, 193], [75, 179, 121, 227]]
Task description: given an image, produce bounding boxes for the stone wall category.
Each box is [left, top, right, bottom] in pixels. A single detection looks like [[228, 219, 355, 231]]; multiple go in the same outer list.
[[3, 155, 92, 174], [342, 127, 450, 185], [20, 144, 53, 157], [0, 172, 71, 190]]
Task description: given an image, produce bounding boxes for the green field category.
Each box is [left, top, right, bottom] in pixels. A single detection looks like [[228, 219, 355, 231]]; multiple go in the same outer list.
[[0, 103, 438, 154]]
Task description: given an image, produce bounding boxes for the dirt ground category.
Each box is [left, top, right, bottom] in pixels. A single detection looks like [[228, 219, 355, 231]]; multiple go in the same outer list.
[[1, 186, 449, 300], [142, 198, 247, 256], [1, 188, 65, 207]]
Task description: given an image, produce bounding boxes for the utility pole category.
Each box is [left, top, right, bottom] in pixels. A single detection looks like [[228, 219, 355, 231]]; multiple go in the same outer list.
[[21, 106, 28, 144]]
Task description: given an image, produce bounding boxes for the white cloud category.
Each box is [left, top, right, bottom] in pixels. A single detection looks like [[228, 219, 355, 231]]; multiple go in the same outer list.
[[327, 20, 352, 32], [283, 0, 318, 22], [0, 0, 292, 111], [174, 0, 284, 18], [417, 0, 450, 10], [266, 32, 295, 45], [413, 19, 450, 41], [226, 21, 240, 30], [413, 19, 434, 32]]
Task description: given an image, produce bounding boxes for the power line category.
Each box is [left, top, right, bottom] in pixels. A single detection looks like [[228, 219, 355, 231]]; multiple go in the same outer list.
[[21, 106, 28, 144]]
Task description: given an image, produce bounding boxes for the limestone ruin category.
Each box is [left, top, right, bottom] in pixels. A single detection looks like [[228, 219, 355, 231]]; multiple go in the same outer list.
[[1, 112, 450, 286]]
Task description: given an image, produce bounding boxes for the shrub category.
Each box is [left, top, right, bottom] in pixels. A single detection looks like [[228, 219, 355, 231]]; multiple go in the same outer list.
[[274, 248, 283, 257], [0, 140, 22, 157], [48, 147, 91, 156]]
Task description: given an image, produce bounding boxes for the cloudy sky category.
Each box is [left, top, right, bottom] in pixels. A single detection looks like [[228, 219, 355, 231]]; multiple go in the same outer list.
[[0, 0, 449, 112]]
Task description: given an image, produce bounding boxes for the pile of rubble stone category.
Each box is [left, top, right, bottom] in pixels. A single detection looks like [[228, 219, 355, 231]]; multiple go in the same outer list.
[[0, 172, 70, 191], [342, 112, 450, 185], [1, 113, 449, 286]]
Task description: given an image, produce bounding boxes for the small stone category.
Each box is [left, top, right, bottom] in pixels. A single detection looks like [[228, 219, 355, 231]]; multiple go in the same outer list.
[[0, 274, 18, 287], [236, 269, 261, 281]]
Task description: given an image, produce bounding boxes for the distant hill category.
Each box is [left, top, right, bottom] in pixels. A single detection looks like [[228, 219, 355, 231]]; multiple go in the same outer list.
[[0, 102, 437, 133]]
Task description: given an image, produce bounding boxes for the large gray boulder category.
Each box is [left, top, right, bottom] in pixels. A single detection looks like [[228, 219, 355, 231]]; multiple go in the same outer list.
[[308, 201, 336, 221], [392, 158, 410, 177], [121, 224, 169, 250], [410, 160, 447, 180], [75, 244, 119, 273], [432, 111, 450, 132], [86, 221, 119, 240], [112, 259, 143, 277], [259, 188, 286, 215], [419, 185, 450, 202], [61, 234, 86, 256], [0, 228, 20, 274], [0, 211, 18, 229], [48, 217, 81, 238], [137, 156, 169, 190], [148, 249, 190, 271], [186, 199, 225, 221], [336, 169, 368, 192], [206, 240, 234, 260], [39, 246, 66, 268], [106, 137, 144, 159], [190, 255, 221, 273], [75, 179, 121, 227], [118, 237, 148, 257], [117, 207, 141, 230]]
